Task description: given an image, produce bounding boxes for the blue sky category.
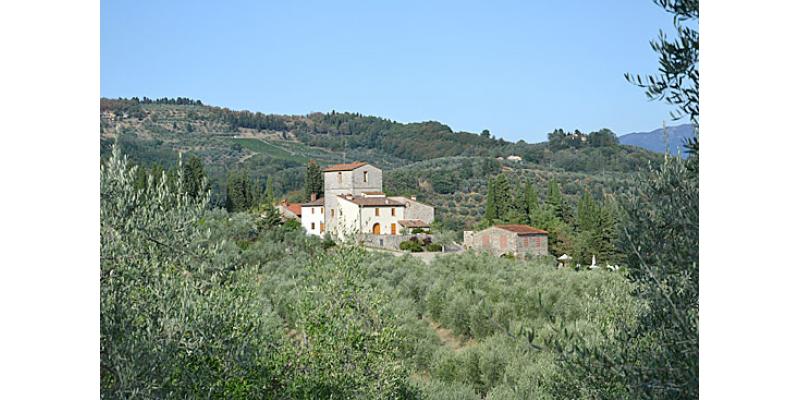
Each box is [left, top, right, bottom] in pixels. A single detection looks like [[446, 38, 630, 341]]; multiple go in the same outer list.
[[101, 0, 684, 143]]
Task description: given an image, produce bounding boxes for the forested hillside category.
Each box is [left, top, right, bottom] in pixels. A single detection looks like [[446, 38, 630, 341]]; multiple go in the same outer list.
[[100, 97, 661, 230]]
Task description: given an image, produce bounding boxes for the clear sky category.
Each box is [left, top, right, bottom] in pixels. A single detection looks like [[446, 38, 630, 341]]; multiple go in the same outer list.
[[101, 0, 685, 143]]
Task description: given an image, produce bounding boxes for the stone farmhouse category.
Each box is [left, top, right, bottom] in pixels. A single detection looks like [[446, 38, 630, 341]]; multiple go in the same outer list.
[[300, 162, 434, 239], [464, 224, 548, 257]]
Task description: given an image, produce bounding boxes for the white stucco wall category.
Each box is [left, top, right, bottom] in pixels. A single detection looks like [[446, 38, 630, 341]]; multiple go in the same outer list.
[[301, 205, 325, 237], [358, 206, 405, 236], [334, 198, 362, 240]]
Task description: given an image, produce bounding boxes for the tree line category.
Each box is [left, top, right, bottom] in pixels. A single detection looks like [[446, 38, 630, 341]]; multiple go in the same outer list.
[[481, 173, 620, 264]]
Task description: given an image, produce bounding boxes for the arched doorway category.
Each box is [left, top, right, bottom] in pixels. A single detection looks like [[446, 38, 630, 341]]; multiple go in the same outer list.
[[372, 223, 381, 235]]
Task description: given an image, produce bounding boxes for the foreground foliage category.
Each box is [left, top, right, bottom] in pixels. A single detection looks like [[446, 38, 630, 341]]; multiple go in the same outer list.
[[101, 144, 660, 398], [100, 146, 415, 398]]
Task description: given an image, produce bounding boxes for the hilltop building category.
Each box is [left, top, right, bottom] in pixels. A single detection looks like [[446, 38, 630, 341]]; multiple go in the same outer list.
[[463, 224, 548, 257], [300, 162, 434, 239]]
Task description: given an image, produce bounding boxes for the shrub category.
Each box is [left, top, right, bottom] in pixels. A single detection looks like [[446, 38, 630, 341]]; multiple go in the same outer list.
[[400, 240, 424, 252], [426, 243, 443, 252], [321, 233, 336, 250], [283, 218, 301, 230]]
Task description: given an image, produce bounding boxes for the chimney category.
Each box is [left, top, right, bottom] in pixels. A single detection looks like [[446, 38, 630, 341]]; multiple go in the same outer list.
[[311, 192, 317, 201], [410, 196, 417, 201]]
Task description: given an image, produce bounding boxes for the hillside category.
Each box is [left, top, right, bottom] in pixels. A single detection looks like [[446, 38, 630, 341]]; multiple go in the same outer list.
[[619, 123, 696, 157], [100, 97, 662, 229]]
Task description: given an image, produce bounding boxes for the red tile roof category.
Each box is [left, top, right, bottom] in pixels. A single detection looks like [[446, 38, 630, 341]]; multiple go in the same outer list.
[[337, 195, 405, 207], [286, 203, 302, 216], [322, 161, 368, 172], [495, 224, 548, 235], [398, 219, 430, 228]]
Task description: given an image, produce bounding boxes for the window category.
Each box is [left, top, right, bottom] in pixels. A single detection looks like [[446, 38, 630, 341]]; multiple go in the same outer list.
[[311, 207, 315, 214], [311, 222, 315, 230], [391, 223, 397, 235], [331, 209, 335, 218], [391, 208, 395, 216], [337, 172, 342, 183], [320, 223, 325, 232], [375, 208, 380, 216], [363, 171, 368, 182]]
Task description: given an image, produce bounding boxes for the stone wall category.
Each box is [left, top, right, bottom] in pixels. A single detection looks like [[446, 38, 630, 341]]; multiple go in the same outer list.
[[464, 227, 548, 257], [390, 196, 435, 224], [358, 233, 435, 251]]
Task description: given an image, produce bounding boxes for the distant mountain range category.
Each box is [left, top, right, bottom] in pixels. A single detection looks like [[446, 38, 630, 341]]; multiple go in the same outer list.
[[619, 124, 696, 157]]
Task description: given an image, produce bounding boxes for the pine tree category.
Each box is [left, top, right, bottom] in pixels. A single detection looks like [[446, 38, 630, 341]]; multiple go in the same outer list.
[[484, 178, 497, 222], [304, 160, 323, 201]]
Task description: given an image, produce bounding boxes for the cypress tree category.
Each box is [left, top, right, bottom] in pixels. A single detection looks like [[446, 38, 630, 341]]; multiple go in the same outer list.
[[304, 160, 323, 201], [225, 170, 257, 212], [133, 164, 149, 192], [546, 178, 568, 222], [576, 189, 598, 233], [508, 183, 528, 224], [525, 182, 540, 225], [493, 174, 512, 221], [484, 178, 497, 221], [595, 198, 620, 262], [182, 156, 206, 199], [265, 176, 275, 205]]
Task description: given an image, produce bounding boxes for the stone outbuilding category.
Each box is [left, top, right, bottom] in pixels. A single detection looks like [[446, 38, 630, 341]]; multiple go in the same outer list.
[[276, 200, 302, 221], [464, 224, 548, 257]]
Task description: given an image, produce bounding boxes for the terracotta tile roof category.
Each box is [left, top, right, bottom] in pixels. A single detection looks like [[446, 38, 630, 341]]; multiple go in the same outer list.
[[286, 203, 302, 216], [337, 195, 405, 207], [301, 197, 325, 206], [322, 161, 368, 172], [495, 224, 548, 235], [398, 219, 430, 228]]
